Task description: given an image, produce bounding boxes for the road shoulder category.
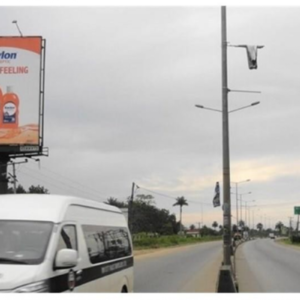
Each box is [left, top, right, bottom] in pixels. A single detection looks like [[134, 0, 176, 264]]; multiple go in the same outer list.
[[235, 241, 264, 293]]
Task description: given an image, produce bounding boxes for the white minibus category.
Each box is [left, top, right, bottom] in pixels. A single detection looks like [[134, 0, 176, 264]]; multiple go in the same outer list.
[[0, 194, 133, 293]]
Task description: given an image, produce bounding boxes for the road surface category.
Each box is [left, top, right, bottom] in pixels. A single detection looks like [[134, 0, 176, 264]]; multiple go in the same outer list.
[[236, 238, 300, 292], [134, 241, 222, 293]]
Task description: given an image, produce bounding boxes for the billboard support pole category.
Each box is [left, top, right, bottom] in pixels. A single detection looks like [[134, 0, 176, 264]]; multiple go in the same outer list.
[[0, 156, 9, 194]]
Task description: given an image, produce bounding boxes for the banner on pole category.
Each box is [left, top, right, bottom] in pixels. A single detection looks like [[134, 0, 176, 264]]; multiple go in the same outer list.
[[213, 182, 220, 208]]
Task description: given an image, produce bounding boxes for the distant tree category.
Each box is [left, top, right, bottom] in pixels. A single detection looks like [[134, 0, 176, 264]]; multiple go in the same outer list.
[[135, 194, 155, 206], [28, 185, 49, 194], [173, 196, 188, 233], [238, 220, 245, 228], [7, 184, 26, 194], [232, 224, 238, 233], [218, 225, 223, 235], [212, 221, 218, 230], [244, 226, 250, 232], [190, 224, 196, 230], [275, 221, 284, 235], [257, 223, 263, 231], [128, 194, 177, 235], [200, 225, 215, 236], [105, 197, 128, 208]]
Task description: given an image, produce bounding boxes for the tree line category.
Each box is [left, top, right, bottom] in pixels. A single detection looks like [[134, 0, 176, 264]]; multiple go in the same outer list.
[[7, 184, 49, 194], [106, 194, 180, 235]]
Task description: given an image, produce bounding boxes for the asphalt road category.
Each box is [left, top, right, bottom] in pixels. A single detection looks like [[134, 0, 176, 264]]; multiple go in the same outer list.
[[134, 241, 222, 293], [236, 238, 300, 292]]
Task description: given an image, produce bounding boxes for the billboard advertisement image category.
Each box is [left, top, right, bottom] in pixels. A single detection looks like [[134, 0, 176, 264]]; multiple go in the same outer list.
[[0, 37, 45, 152]]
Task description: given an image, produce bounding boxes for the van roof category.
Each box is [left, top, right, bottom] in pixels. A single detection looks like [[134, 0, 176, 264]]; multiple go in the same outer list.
[[0, 194, 122, 223]]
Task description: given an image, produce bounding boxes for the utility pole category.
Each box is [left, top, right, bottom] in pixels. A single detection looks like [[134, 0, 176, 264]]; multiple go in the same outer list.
[[201, 202, 204, 226], [240, 195, 243, 224], [129, 182, 135, 233], [8, 159, 28, 193], [12, 162, 16, 193], [245, 202, 248, 226], [235, 183, 239, 224], [0, 156, 10, 194], [197, 222, 202, 236], [288, 217, 293, 238]]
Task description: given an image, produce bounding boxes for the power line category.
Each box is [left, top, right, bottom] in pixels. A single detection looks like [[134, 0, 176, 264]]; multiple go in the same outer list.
[[256, 201, 300, 207], [136, 184, 212, 206], [19, 169, 76, 194], [23, 165, 109, 200], [18, 168, 106, 202], [25, 164, 109, 199]]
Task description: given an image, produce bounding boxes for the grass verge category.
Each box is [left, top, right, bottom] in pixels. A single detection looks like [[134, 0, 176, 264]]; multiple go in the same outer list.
[[278, 238, 300, 247], [133, 235, 221, 250]]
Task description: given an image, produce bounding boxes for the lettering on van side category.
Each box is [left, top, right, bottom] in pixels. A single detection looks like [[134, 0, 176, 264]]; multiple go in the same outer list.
[[49, 257, 134, 292], [101, 260, 127, 275]]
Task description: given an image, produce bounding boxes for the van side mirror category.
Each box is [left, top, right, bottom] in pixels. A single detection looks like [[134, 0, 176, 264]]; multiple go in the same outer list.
[[55, 249, 78, 269]]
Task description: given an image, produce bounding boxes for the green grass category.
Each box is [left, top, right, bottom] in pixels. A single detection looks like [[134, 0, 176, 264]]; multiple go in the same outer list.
[[279, 238, 300, 247], [133, 235, 222, 250]]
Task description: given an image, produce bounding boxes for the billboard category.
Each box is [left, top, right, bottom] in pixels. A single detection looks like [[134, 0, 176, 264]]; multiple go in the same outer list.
[[0, 36, 45, 156]]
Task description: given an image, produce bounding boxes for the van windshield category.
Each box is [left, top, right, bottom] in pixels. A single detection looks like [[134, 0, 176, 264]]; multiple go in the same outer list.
[[0, 220, 53, 265]]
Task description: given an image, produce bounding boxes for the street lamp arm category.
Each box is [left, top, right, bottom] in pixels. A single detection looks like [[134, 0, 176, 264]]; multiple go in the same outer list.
[[195, 105, 222, 113], [228, 102, 260, 114], [231, 179, 251, 185]]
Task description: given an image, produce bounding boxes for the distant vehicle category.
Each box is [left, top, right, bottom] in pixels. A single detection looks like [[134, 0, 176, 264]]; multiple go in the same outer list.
[[269, 233, 275, 239], [0, 194, 133, 293], [233, 232, 242, 241], [243, 231, 249, 240]]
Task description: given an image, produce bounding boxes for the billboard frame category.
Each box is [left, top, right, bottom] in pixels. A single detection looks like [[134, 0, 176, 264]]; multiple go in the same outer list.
[[0, 36, 47, 158]]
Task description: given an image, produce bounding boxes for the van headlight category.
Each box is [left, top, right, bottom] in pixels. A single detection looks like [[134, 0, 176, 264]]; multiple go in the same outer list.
[[13, 280, 49, 293]]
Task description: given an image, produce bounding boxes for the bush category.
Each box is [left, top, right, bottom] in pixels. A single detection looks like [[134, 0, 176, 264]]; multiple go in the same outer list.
[[290, 235, 300, 243]]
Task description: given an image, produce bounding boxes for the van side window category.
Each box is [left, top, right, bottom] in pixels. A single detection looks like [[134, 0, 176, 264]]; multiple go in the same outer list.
[[57, 225, 77, 251], [82, 225, 131, 264]]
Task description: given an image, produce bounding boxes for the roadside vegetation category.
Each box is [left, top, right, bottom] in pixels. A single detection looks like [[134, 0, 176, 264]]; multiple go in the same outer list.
[[277, 238, 299, 248], [106, 194, 223, 250], [133, 234, 222, 250]]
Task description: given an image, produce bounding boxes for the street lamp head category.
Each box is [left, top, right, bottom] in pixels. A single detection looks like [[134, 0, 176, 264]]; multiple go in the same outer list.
[[251, 101, 260, 106], [195, 105, 204, 109]]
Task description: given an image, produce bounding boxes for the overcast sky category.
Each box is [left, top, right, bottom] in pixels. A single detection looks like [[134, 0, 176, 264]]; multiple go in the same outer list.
[[2, 3, 300, 229]]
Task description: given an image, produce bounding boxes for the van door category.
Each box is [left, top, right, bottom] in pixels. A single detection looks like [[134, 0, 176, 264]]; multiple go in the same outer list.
[[49, 223, 80, 293]]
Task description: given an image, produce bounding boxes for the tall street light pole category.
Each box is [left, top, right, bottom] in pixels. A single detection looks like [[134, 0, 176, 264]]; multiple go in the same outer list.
[[216, 7, 239, 293], [244, 200, 255, 227], [239, 192, 251, 225], [247, 204, 256, 230], [221, 6, 231, 268], [231, 179, 251, 225]]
